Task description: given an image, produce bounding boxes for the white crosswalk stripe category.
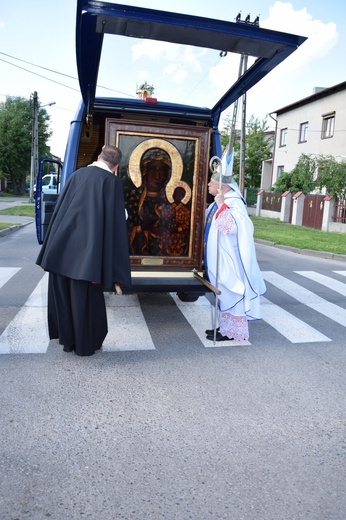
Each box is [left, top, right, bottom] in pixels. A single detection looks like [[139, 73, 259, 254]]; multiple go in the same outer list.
[[0, 274, 49, 354], [0, 267, 20, 289], [262, 271, 346, 327], [0, 271, 155, 354], [103, 292, 155, 351], [295, 271, 346, 296], [333, 270, 346, 277], [0, 268, 345, 353], [171, 293, 251, 347], [260, 296, 331, 343]]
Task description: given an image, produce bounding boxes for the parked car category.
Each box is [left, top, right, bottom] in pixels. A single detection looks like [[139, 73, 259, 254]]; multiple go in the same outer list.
[[33, 173, 58, 196]]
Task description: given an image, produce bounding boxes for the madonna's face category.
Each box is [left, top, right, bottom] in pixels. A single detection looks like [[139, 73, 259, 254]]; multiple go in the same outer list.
[[146, 160, 170, 192]]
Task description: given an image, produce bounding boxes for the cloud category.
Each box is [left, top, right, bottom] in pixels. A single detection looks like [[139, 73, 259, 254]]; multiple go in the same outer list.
[[243, 1, 340, 119], [208, 53, 249, 101], [0, 21, 5, 29], [262, 2, 339, 73], [128, 2, 340, 114], [131, 40, 204, 84], [208, 1, 340, 119], [210, 2, 338, 88]]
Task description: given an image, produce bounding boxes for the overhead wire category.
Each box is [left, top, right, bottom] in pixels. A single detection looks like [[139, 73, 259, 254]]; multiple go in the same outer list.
[[0, 51, 136, 98], [182, 54, 223, 103], [0, 57, 80, 93], [7, 50, 340, 136], [0, 49, 223, 104]]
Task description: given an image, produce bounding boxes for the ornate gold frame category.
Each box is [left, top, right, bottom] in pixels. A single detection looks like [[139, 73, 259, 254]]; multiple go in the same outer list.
[[106, 119, 210, 270]]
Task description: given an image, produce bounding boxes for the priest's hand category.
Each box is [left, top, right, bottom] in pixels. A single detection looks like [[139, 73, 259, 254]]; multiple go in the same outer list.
[[215, 189, 224, 207], [114, 284, 123, 295]]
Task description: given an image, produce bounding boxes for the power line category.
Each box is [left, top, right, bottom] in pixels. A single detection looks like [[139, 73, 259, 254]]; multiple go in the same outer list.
[[0, 51, 136, 97], [0, 51, 78, 81], [183, 55, 222, 103], [0, 58, 80, 92]]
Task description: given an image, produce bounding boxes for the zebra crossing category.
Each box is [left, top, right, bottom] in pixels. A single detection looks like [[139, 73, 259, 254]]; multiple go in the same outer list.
[[263, 271, 346, 327], [0, 267, 345, 354], [259, 296, 331, 344]]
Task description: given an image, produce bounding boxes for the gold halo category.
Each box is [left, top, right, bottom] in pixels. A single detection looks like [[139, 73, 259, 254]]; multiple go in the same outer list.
[[128, 138, 183, 188], [166, 180, 191, 204]]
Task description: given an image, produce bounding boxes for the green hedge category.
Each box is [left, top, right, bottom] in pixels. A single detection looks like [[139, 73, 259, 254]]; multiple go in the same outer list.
[[246, 187, 258, 206]]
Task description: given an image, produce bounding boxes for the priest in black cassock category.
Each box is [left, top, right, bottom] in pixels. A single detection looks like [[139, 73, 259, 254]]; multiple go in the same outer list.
[[36, 145, 131, 356]]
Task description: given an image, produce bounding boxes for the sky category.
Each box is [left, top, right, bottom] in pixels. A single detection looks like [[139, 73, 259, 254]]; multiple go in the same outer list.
[[0, 0, 345, 160]]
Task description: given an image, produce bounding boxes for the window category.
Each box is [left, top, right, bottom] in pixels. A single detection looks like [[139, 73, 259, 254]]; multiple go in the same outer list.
[[277, 165, 285, 177], [321, 112, 335, 139], [299, 122, 308, 143], [280, 128, 287, 147]]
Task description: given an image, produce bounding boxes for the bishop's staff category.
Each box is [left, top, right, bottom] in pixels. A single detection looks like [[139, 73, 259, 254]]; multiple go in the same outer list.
[[208, 155, 223, 345]]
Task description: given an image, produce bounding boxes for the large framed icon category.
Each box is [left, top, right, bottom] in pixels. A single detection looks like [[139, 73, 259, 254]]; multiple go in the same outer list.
[[106, 119, 210, 270]]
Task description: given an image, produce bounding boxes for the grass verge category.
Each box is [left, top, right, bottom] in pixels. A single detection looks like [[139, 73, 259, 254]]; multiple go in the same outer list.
[[251, 216, 346, 255], [0, 205, 34, 231], [0, 205, 35, 217]]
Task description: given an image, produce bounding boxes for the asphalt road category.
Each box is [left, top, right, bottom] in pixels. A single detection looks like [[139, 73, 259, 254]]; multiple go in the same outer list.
[[0, 217, 345, 520]]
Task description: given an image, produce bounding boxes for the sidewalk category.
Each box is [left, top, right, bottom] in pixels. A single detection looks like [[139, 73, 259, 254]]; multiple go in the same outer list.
[[0, 197, 35, 237], [0, 196, 32, 211]]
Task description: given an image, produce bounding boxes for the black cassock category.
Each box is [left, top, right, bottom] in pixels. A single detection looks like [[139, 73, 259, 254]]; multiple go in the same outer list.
[[36, 165, 131, 356]]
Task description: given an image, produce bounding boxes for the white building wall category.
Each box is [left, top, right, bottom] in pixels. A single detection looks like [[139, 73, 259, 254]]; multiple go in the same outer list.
[[261, 159, 273, 189], [271, 85, 346, 186]]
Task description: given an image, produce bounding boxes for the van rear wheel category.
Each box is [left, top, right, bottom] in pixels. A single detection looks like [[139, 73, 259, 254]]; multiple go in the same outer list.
[[177, 292, 199, 302]]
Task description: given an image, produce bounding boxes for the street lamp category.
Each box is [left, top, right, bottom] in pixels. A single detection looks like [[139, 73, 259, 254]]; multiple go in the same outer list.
[[29, 92, 56, 202]]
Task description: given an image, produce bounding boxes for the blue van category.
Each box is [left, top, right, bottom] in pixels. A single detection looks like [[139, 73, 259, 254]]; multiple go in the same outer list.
[[36, 0, 305, 299]]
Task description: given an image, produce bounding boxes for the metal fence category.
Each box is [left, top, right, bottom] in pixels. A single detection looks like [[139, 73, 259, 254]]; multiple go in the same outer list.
[[334, 198, 346, 223], [261, 191, 282, 212]]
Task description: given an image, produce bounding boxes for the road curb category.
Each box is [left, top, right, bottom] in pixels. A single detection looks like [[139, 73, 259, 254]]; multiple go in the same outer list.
[[254, 238, 346, 262], [0, 221, 33, 237]]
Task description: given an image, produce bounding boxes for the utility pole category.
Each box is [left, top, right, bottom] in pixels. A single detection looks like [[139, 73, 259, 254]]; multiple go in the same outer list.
[[223, 54, 248, 195], [28, 93, 56, 202], [227, 53, 248, 196], [227, 54, 246, 156], [239, 55, 248, 196], [29, 91, 38, 203], [231, 13, 259, 195]]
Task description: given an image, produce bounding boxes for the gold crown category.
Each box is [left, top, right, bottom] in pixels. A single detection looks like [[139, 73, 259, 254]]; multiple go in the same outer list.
[[141, 148, 171, 169]]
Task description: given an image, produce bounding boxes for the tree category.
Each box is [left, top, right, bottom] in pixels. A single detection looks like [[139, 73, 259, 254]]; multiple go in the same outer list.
[[244, 116, 273, 188], [0, 96, 52, 194], [272, 153, 317, 194], [271, 171, 292, 193], [220, 112, 233, 151], [220, 114, 273, 188], [316, 155, 346, 199]]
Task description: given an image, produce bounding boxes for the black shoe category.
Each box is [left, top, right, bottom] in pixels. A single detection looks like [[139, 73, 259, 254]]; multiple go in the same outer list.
[[206, 332, 234, 342], [205, 327, 220, 335], [63, 345, 74, 352]]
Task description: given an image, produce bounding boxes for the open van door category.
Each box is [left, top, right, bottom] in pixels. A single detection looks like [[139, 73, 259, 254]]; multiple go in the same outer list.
[[35, 158, 62, 244], [76, 0, 307, 134]]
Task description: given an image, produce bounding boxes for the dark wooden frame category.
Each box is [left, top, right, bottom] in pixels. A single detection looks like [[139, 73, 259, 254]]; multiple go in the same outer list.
[[106, 119, 210, 270]]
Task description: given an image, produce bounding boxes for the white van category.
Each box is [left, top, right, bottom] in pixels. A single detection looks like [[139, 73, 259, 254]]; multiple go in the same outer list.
[[34, 173, 58, 196]]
